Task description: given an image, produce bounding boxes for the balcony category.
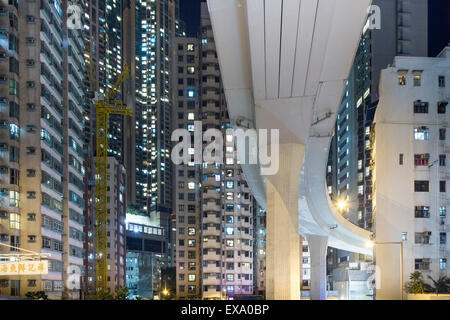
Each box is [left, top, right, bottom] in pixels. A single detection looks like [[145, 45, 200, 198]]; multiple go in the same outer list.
[[201, 41, 216, 52], [202, 91, 220, 101], [203, 176, 220, 188], [202, 214, 221, 225], [202, 251, 220, 261], [203, 201, 221, 212], [203, 188, 221, 199], [201, 65, 220, 76], [202, 102, 219, 113], [202, 277, 221, 286]]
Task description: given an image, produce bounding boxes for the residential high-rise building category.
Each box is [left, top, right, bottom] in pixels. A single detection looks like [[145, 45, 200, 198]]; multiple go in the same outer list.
[[325, 0, 431, 293], [172, 36, 201, 299], [327, 0, 429, 229], [300, 237, 311, 299], [253, 204, 266, 297], [172, 3, 261, 300], [125, 209, 166, 299], [0, 0, 85, 298], [199, 2, 255, 300], [373, 47, 450, 299], [105, 157, 127, 293], [81, 0, 129, 296]]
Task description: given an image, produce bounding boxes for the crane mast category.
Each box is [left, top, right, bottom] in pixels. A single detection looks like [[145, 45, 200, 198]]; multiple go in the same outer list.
[[94, 64, 131, 294]]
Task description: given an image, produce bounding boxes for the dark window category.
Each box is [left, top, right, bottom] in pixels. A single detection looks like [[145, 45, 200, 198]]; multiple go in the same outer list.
[[439, 76, 446, 88], [440, 128, 446, 140], [440, 155, 446, 167], [438, 101, 448, 114], [414, 181, 429, 192], [144, 239, 162, 252], [440, 181, 446, 193], [413, 101, 428, 113], [440, 232, 447, 245], [187, 216, 196, 224], [126, 237, 142, 251]]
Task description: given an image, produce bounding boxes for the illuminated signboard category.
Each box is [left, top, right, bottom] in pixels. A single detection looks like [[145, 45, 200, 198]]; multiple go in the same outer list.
[[0, 260, 48, 275]]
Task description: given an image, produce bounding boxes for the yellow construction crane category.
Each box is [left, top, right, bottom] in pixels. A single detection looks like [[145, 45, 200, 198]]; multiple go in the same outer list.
[[94, 64, 132, 294]]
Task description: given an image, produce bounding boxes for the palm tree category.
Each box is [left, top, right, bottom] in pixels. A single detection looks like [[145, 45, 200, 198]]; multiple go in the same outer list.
[[404, 271, 426, 294], [427, 275, 450, 294]]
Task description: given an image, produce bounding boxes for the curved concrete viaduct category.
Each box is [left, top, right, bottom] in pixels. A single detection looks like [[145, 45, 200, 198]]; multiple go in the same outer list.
[[207, 0, 373, 299]]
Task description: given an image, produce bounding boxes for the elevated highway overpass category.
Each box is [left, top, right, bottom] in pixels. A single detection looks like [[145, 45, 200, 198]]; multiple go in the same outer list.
[[207, 0, 373, 299]]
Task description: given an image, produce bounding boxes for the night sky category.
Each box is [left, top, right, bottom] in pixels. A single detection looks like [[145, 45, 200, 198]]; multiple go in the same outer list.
[[428, 0, 450, 57], [179, 0, 203, 37]]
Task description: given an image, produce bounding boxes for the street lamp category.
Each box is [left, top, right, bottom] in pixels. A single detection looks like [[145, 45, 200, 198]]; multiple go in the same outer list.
[[337, 200, 347, 211], [372, 241, 404, 300]]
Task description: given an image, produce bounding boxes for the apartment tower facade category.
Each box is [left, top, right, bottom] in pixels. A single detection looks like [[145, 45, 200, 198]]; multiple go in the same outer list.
[[0, 0, 85, 298], [374, 47, 449, 299]]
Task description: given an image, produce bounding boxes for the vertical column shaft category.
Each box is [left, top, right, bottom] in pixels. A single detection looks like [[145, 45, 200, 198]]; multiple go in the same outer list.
[[307, 235, 328, 300], [265, 143, 304, 300]]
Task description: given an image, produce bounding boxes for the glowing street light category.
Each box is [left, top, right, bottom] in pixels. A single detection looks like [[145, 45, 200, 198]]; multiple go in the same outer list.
[[336, 199, 348, 211]]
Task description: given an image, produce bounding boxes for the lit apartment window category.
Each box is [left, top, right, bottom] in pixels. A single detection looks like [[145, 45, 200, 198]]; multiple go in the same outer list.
[[414, 154, 429, 166], [358, 160, 363, 170], [9, 123, 19, 140], [440, 258, 447, 270], [9, 190, 19, 207], [415, 232, 431, 244], [398, 74, 406, 86], [413, 73, 422, 86], [9, 213, 20, 229], [187, 43, 194, 52], [414, 127, 429, 140], [415, 206, 430, 218], [440, 206, 447, 218]]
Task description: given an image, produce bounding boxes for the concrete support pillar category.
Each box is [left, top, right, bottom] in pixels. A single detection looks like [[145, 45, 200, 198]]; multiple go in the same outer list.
[[265, 143, 304, 300], [307, 235, 328, 300]]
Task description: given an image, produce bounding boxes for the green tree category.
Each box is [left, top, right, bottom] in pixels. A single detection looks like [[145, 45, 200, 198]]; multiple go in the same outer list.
[[427, 275, 450, 294], [404, 271, 426, 294], [115, 286, 129, 300], [25, 291, 48, 300]]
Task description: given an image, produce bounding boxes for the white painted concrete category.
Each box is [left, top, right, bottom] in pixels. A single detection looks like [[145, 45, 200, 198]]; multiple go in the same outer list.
[[207, 0, 373, 299]]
